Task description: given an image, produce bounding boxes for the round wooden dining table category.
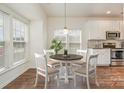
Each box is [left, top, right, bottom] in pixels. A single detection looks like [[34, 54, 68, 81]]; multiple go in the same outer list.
[[50, 54, 83, 83]]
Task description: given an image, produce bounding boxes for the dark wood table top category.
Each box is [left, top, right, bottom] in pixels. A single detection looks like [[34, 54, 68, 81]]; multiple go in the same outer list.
[[50, 54, 83, 61]]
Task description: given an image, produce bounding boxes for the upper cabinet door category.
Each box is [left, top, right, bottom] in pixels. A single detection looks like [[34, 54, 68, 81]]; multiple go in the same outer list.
[[105, 21, 121, 31], [87, 21, 105, 39]]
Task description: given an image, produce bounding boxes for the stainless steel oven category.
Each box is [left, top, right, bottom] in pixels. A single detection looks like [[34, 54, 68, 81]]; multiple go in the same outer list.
[[111, 49, 124, 66], [103, 43, 116, 48]]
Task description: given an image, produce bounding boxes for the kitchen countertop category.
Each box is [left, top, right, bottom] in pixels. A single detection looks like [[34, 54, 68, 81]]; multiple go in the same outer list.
[[92, 48, 124, 49], [92, 48, 110, 49]]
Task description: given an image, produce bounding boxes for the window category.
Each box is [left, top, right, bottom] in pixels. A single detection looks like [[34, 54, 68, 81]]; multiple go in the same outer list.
[[54, 29, 82, 54], [0, 13, 5, 68], [13, 18, 27, 63], [0, 8, 29, 72]]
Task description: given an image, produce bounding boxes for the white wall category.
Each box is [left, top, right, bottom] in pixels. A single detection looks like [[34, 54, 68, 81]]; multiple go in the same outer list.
[[29, 5, 48, 68], [47, 17, 123, 49], [30, 19, 48, 68]]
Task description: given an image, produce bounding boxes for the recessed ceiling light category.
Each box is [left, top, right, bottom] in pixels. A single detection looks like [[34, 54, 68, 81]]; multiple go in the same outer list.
[[106, 11, 111, 14]]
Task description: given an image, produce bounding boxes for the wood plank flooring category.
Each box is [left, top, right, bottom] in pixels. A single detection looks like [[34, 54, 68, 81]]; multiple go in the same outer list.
[[4, 67, 124, 89]]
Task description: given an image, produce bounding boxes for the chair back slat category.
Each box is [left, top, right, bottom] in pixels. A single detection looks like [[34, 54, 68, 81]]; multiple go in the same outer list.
[[76, 49, 87, 61], [86, 53, 98, 74], [34, 53, 48, 77], [89, 54, 98, 67], [43, 49, 55, 59]]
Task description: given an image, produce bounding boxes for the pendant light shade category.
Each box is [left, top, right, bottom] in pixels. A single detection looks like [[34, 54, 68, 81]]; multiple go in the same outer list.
[[64, 27, 68, 34]]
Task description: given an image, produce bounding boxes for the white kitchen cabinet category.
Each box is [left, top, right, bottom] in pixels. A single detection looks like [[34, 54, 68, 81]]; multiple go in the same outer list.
[[93, 49, 111, 66], [119, 21, 124, 39], [86, 20, 122, 40], [86, 21, 103, 39], [103, 21, 121, 31]]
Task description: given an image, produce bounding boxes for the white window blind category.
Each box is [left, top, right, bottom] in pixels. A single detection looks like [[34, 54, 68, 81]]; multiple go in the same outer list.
[[13, 18, 27, 63], [0, 12, 5, 68]]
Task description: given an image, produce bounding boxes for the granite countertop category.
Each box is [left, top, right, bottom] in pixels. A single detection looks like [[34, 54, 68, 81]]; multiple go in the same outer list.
[[92, 48, 124, 49], [92, 48, 111, 49]]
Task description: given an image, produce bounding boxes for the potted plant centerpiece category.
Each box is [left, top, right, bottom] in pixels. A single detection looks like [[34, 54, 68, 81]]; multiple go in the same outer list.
[[50, 39, 63, 54]]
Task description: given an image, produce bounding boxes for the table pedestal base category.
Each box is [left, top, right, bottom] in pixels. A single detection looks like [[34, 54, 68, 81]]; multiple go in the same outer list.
[[59, 62, 74, 84]]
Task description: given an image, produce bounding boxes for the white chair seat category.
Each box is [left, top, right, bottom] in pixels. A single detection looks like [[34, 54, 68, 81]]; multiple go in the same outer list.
[[73, 59, 85, 66], [75, 66, 95, 75], [48, 67, 59, 74], [47, 59, 60, 68]]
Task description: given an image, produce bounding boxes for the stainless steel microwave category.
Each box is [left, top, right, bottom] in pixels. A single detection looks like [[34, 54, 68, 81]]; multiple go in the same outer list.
[[106, 31, 120, 40]]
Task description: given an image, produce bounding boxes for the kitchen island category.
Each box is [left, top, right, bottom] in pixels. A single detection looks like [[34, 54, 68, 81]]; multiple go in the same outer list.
[[92, 48, 111, 66], [88, 39, 124, 66]]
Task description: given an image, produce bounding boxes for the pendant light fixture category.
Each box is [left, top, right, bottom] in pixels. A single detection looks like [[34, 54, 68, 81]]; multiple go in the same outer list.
[[64, 3, 68, 34]]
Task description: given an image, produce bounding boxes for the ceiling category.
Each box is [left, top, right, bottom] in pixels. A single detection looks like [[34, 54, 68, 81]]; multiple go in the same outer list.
[[5, 3, 46, 20], [41, 3, 123, 18]]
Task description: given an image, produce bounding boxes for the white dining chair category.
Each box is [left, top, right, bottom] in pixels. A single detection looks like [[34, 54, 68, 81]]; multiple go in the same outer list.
[[72, 49, 87, 67], [74, 54, 99, 89], [43, 49, 60, 68], [34, 53, 59, 88]]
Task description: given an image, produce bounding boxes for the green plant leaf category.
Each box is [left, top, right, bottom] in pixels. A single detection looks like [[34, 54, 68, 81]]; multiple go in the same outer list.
[[49, 39, 63, 53]]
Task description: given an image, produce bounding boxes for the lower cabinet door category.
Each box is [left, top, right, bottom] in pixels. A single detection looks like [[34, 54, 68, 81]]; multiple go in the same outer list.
[[93, 49, 111, 66]]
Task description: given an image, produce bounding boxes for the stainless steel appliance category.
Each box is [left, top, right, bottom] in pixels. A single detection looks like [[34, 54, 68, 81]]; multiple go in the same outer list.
[[103, 43, 116, 48], [106, 31, 120, 40], [111, 49, 124, 66]]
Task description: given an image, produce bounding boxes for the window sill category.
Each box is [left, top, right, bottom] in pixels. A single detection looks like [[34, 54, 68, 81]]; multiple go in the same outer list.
[[12, 59, 26, 67], [0, 59, 29, 75], [0, 67, 6, 73]]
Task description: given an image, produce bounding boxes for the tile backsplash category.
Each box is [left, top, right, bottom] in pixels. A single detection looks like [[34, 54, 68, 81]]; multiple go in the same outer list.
[[88, 39, 124, 48]]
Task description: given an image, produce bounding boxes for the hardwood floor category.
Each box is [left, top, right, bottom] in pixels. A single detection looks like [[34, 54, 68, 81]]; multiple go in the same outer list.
[[4, 67, 124, 89]]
